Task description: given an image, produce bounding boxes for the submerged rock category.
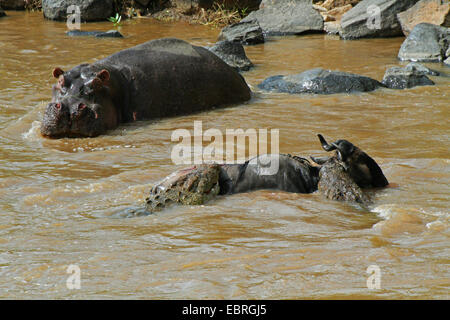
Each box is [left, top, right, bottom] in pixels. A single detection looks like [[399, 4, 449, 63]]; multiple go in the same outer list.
[[241, 0, 324, 36], [209, 40, 253, 72], [398, 23, 450, 62], [42, 0, 114, 22], [397, 0, 450, 36], [66, 30, 124, 38], [217, 20, 265, 45], [382, 66, 435, 89], [258, 68, 383, 94], [340, 0, 420, 39]]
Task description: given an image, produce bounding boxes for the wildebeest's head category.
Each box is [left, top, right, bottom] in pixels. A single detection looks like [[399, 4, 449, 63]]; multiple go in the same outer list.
[[312, 134, 389, 188], [40, 65, 119, 138]]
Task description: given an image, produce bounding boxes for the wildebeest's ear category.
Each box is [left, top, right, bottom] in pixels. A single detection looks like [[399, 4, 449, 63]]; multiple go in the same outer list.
[[53, 67, 64, 78], [310, 156, 330, 165], [96, 69, 110, 83]]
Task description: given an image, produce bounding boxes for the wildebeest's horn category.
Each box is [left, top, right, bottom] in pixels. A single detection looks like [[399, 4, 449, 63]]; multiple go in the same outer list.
[[317, 134, 336, 152]]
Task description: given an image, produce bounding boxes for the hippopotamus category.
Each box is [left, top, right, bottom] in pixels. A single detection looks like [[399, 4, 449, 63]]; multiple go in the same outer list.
[[41, 38, 251, 138]]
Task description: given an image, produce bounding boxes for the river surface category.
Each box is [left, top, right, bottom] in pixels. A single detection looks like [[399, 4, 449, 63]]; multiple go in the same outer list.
[[0, 11, 449, 299]]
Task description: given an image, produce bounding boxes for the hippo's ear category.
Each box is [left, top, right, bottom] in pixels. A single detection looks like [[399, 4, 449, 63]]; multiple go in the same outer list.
[[91, 77, 103, 90], [96, 69, 110, 83], [53, 67, 64, 79]]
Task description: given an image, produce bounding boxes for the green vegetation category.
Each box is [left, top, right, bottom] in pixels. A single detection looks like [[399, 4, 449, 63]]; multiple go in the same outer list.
[[108, 13, 123, 27]]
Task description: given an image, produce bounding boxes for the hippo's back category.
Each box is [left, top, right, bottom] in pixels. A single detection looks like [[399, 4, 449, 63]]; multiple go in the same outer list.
[[94, 38, 252, 121]]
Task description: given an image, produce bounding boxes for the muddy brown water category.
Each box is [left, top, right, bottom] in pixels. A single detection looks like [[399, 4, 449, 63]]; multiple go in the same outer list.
[[0, 11, 449, 299]]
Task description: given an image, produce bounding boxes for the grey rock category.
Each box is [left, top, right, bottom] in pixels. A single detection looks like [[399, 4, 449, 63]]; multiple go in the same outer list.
[[324, 21, 341, 34], [218, 20, 265, 45], [135, 0, 151, 6], [398, 23, 450, 62], [405, 62, 440, 76], [66, 30, 124, 38], [241, 0, 324, 36], [444, 57, 450, 65], [209, 41, 254, 72], [340, 0, 420, 39], [42, 0, 114, 22], [382, 66, 434, 89], [258, 68, 384, 94], [0, 0, 25, 10]]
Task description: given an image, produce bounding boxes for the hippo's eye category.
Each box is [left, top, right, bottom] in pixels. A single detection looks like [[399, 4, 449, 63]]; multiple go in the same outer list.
[[80, 85, 93, 97]]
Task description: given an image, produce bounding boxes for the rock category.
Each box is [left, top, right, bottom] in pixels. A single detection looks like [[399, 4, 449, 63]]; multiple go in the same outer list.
[[327, 4, 353, 20], [446, 47, 450, 57], [42, 0, 114, 22], [322, 0, 360, 10], [322, 14, 337, 21], [398, 23, 450, 62], [397, 0, 450, 36], [241, 0, 324, 36], [258, 68, 383, 94], [324, 21, 341, 33], [382, 66, 435, 88], [218, 20, 265, 45], [66, 30, 124, 38], [209, 40, 254, 72], [0, 0, 25, 10], [313, 4, 328, 11], [135, 0, 151, 7], [340, 0, 420, 39], [445, 57, 450, 65], [405, 62, 440, 76]]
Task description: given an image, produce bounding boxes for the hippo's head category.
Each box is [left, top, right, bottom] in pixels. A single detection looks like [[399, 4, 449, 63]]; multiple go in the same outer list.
[[40, 65, 119, 138], [311, 134, 389, 188]]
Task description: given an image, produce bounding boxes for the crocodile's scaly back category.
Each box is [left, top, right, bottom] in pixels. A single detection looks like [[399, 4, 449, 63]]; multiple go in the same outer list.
[[146, 164, 221, 212]]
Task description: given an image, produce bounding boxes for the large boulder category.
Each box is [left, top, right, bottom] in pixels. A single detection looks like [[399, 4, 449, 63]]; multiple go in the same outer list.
[[241, 0, 324, 36], [397, 0, 450, 36], [381, 66, 435, 88], [398, 23, 450, 62], [0, 0, 25, 10], [42, 0, 114, 22], [340, 0, 420, 39], [209, 40, 254, 72], [258, 68, 384, 94], [218, 20, 265, 45]]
